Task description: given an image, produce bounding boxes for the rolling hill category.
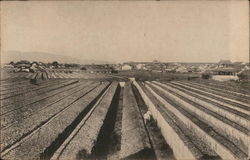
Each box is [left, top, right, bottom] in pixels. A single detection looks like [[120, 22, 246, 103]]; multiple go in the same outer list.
[[1, 51, 113, 64]]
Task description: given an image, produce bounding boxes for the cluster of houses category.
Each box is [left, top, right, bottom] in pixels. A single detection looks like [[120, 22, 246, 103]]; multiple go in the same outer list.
[[203, 60, 249, 81], [118, 60, 249, 81], [3, 61, 46, 73], [2, 59, 249, 81], [78, 60, 249, 81], [120, 60, 248, 72], [2, 61, 69, 73]]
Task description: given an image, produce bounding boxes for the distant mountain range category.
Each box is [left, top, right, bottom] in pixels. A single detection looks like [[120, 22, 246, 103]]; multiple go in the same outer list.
[[1, 51, 113, 64]]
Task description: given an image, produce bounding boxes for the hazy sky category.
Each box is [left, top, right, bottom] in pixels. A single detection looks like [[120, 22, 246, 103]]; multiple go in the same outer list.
[[1, 1, 249, 63]]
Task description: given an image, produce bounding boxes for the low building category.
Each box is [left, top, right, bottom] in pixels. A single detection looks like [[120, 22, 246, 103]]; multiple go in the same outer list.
[[211, 68, 240, 76], [112, 64, 122, 71], [136, 64, 144, 70], [208, 68, 241, 81], [218, 60, 233, 68], [87, 68, 112, 73], [165, 68, 176, 73], [30, 62, 39, 72], [122, 64, 132, 70], [176, 66, 188, 73], [15, 63, 31, 72], [3, 64, 14, 69]]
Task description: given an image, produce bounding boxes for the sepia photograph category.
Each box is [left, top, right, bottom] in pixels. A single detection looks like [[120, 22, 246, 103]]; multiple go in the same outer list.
[[0, 0, 249, 160]]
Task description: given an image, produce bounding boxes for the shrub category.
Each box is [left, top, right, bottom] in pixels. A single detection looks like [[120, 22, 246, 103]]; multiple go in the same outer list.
[[238, 70, 250, 81], [202, 74, 210, 79]]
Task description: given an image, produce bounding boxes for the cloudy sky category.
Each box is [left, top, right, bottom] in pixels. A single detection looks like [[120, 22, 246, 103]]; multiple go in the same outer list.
[[1, 1, 249, 63]]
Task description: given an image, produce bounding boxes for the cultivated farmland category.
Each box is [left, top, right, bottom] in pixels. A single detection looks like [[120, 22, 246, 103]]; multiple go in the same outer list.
[[0, 69, 249, 160]]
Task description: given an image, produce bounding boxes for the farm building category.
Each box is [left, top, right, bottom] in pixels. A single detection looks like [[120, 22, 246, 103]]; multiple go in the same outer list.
[[87, 68, 112, 73], [208, 68, 241, 81], [113, 65, 122, 71], [218, 60, 233, 68], [211, 68, 240, 76], [186, 66, 200, 73], [165, 68, 176, 73], [142, 63, 166, 72], [15, 63, 31, 72], [164, 63, 178, 72], [30, 62, 39, 72], [175, 66, 188, 73], [136, 64, 144, 70], [121, 64, 132, 70], [3, 64, 14, 69], [233, 61, 244, 66]]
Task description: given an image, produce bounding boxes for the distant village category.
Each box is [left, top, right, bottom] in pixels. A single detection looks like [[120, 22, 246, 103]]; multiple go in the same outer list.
[[2, 59, 250, 81]]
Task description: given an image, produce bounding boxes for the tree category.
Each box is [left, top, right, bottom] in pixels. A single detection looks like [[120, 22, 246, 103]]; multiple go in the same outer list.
[[81, 67, 87, 70], [16, 60, 31, 65], [202, 73, 210, 79], [52, 61, 59, 67], [9, 61, 15, 66], [238, 70, 250, 81]]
